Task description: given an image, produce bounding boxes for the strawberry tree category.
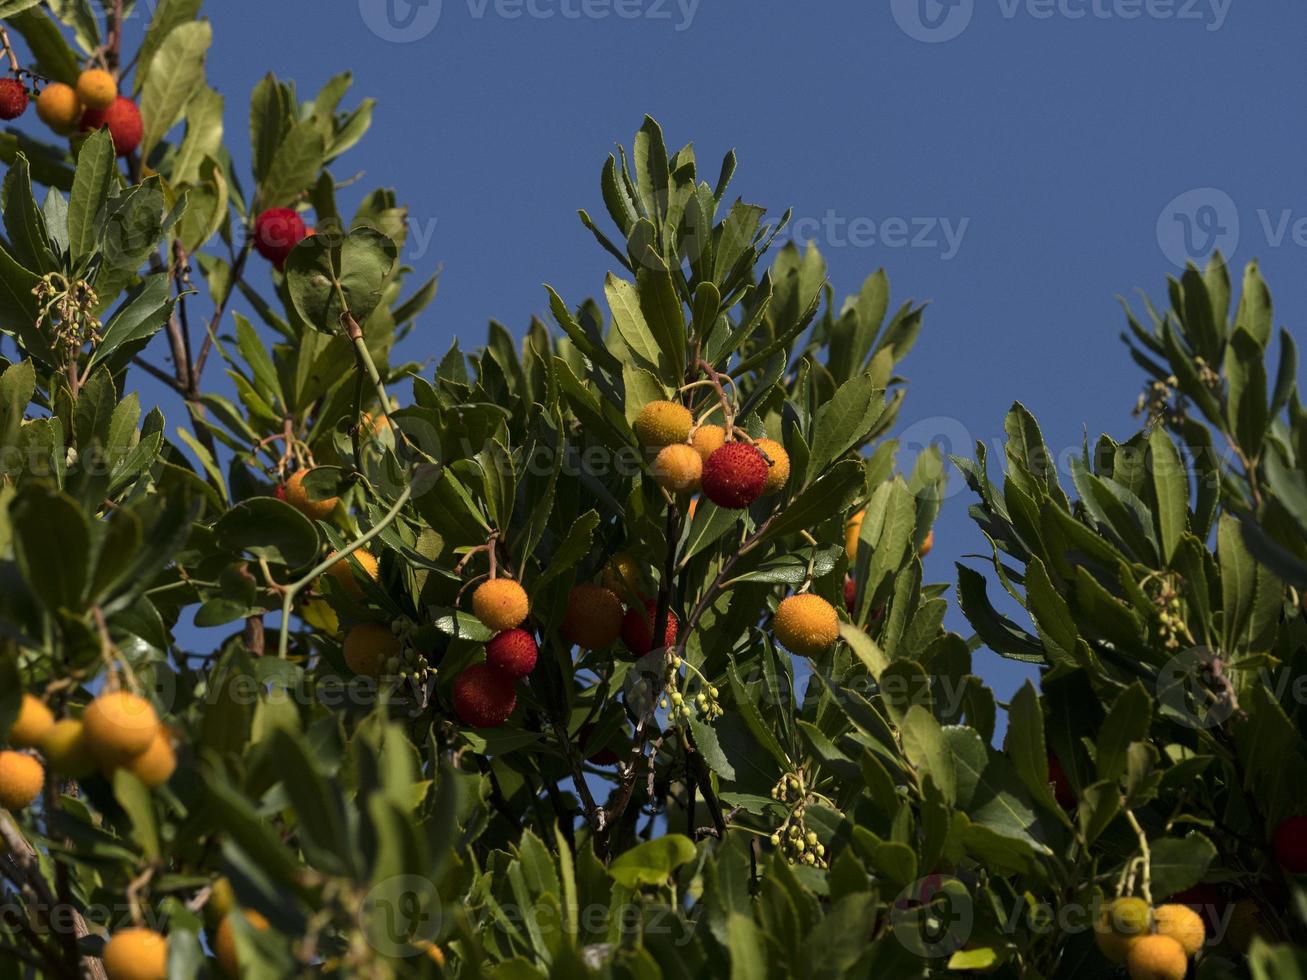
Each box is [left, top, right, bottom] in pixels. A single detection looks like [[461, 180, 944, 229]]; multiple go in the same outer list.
[[0, 3, 1303, 979]]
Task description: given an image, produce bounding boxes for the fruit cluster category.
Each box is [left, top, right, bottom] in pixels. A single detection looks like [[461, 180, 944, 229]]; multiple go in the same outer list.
[[1094, 897, 1206, 980], [450, 578, 534, 728], [767, 772, 828, 869], [0, 690, 174, 815], [10, 69, 144, 156]]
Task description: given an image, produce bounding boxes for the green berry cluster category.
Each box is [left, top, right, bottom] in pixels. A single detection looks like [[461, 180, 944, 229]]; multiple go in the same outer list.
[[768, 773, 828, 869]]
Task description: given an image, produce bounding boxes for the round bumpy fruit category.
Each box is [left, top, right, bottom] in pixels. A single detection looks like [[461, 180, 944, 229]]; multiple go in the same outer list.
[[621, 599, 679, 657], [36, 82, 80, 133], [83, 692, 159, 767], [701, 443, 769, 509], [562, 584, 624, 650], [774, 594, 839, 656], [325, 548, 379, 598], [42, 719, 96, 778], [486, 629, 538, 679], [845, 509, 866, 560], [7, 694, 55, 748], [634, 400, 693, 448], [472, 578, 529, 631], [1273, 815, 1307, 873], [1152, 903, 1205, 957], [252, 208, 308, 269], [918, 528, 935, 559], [0, 79, 29, 120], [343, 622, 400, 678], [103, 927, 168, 980], [1094, 897, 1152, 964], [281, 469, 338, 521], [602, 552, 642, 598], [214, 910, 270, 977], [80, 96, 143, 156], [690, 424, 726, 463], [1125, 935, 1188, 980], [128, 731, 177, 788], [452, 664, 517, 728], [754, 438, 791, 495], [652, 443, 703, 493], [76, 68, 118, 110], [0, 751, 44, 810]]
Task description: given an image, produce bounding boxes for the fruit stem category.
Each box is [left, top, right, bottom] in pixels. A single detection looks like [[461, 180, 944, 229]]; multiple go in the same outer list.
[[1123, 807, 1153, 906], [276, 482, 414, 659], [343, 313, 405, 447]]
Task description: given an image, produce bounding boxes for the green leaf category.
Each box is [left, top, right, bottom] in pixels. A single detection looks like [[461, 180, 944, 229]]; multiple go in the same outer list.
[[1148, 834, 1217, 900], [608, 835, 696, 888], [2, 155, 56, 274], [1219, 513, 1257, 651], [1227, 328, 1268, 458], [91, 274, 177, 369], [5, 7, 79, 84], [134, 0, 205, 95], [1234, 259, 1273, 348], [1095, 683, 1152, 785], [900, 705, 956, 805], [11, 485, 89, 611], [138, 20, 212, 160], [260, 124, 326, 210], [1007, 681, 1065, 820], [68, 129, 117, 264], [804, 373, 885, 482], [287, 226, 397, 332], [1148, 426, 1188, 564], [213, 498, 319, 568], [727, 913, 767, 980], [112, 770, 160, 860]]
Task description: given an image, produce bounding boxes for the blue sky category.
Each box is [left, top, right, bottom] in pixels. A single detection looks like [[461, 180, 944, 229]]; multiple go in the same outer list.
[[15, 1, 1306, 704]]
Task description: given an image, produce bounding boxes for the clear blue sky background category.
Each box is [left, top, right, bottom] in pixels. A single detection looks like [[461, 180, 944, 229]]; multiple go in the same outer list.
[[14, 1, 1306, 707]]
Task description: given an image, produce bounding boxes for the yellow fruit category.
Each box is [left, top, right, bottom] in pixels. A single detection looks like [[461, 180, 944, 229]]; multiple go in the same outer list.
[[214, 910, 270, 977], [127, 731, 176, 788], [209, 877, 237, 923], [1126, 935, 1188, 980], [1153, 903, 1204, 957], [325, 548, 379, 598], [102, 927, 167, 980], [845, 510, 865, 561], [652, 443, 703, 493], [472, 579, 529, 631], [1095, 897, 1152, 964], [919, 529, 935, 559], [36, 82, 80, 134], [755, 438, 790, 495], [83, 692, 159, 768], [42, 719, 96, 778], [359, 411, 389, 436], [343, 622, 400, 678], [690, 424, 726, 463], [424, 943, 445, 966], [602, 552, 642, 597], [283, 469, 338, 521], [634, 401, 693, 448], [0, 751, 44, 810], [7, 694, 55, 748], [773, 594, 839, 656], [562, 584, 624, 650], [76, 68, 117, 110]]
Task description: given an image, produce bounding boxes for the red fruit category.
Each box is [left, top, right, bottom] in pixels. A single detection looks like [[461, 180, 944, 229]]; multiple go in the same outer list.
[[579, 722, 620, 766], [701, 443, 768, 509], [1048, 753, 1076, 808], [452, 664, 517, 728], [80, 96, 142, 156], [485, 629, 538, 680], [252, 208, 309, 269], [844, 575, 857, 614], [0, 79, 29, 120], [1273, 815, 1307, 874], [621, 599, 679, 657]]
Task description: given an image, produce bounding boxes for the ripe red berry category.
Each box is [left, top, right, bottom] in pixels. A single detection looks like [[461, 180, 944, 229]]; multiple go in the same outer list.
[[844, 575, 857, 613], [1048, 753, 1076, 809], [80, 96, 142, 156], [252, 208, 309, 269], [1273, 815, 1307, 874], [620, 599, 679, 657], [701, 443, 768, 509], [452, 664, 517, 728], [485, 629, 538, 680], [0, 79, 29, 120]]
